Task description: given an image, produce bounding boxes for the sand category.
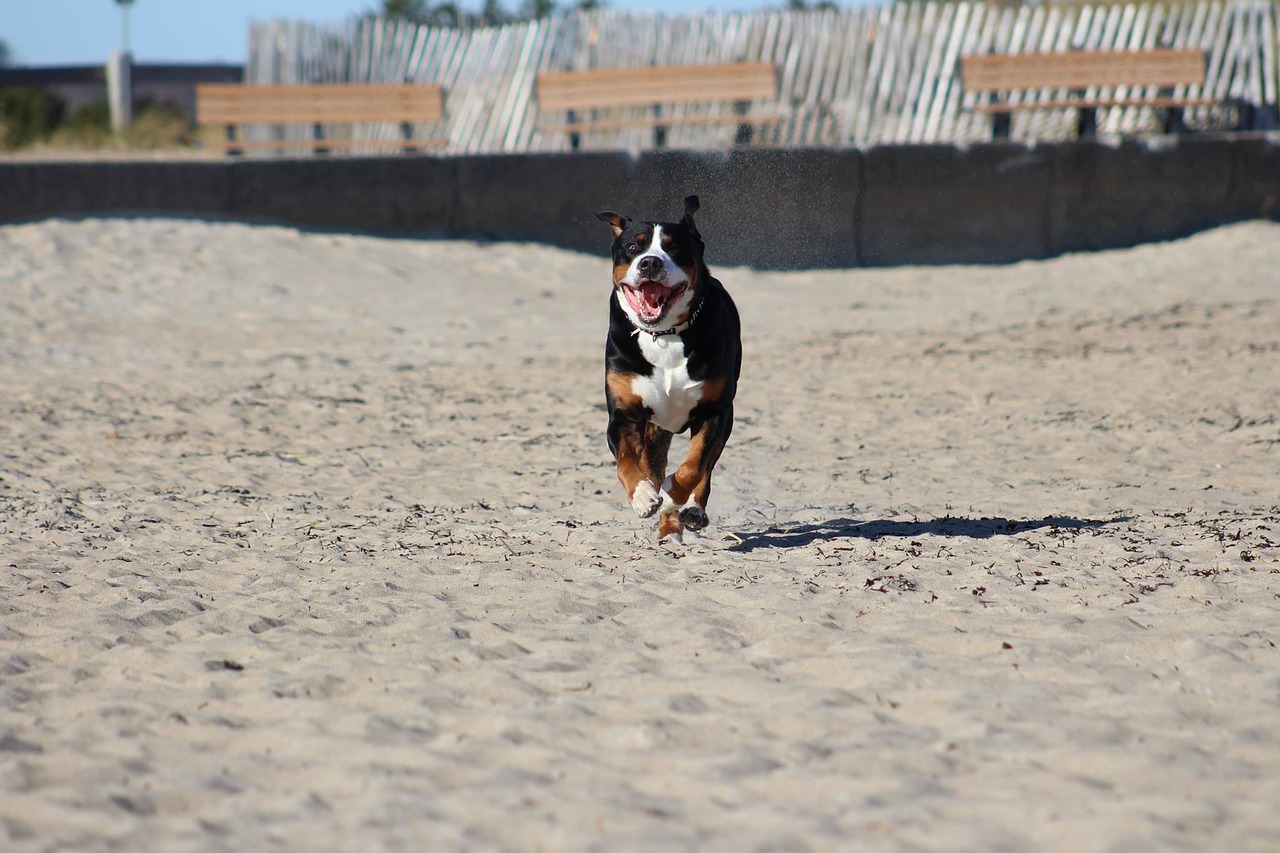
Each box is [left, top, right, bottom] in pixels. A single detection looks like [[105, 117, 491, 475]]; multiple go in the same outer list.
[[1, 215, 1278, 852]]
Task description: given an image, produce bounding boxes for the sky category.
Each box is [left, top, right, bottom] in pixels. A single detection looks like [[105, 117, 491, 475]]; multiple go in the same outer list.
[[0, 0, 852, 66]]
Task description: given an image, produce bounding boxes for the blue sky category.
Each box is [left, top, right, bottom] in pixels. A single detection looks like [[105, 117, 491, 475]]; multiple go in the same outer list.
[[1, 1, 850, 66]]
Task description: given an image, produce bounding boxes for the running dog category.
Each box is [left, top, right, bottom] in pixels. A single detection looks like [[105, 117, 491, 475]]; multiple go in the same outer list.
[[596, 195, 741, 541]]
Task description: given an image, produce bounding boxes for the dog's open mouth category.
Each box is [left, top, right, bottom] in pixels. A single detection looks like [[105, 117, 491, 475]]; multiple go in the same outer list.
[[622, 280, 687, 325]]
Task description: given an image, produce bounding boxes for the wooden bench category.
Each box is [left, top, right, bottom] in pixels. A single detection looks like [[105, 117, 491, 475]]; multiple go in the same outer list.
[[536, 62, 779, 150], [960, 48, 1212, 138], [195, 83, 445, 156]]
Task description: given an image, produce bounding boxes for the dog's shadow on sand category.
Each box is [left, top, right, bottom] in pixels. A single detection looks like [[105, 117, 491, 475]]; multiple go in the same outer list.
[[728, 515, 1127, 552]]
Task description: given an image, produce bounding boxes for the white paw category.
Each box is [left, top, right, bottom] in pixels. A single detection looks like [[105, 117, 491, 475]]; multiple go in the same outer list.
[[631, 480, 663, 518]]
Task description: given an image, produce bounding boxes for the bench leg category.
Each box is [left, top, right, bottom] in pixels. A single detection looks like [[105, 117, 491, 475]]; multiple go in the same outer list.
[[224, 124, 242, 157], [1163, 106, 1187, 134], [652, 105, 667, 149], [733, 99, 753, 146], [566, 109, 581, 152], [401, 121, 416, 155], [1075, 107, 1098, 139], [991, 111, 1011, 140], [313, 122, 329, 157]]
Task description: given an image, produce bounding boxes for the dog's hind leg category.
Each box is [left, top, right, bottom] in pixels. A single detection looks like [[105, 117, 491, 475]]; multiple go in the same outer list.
[[658, 510, 684, 542]]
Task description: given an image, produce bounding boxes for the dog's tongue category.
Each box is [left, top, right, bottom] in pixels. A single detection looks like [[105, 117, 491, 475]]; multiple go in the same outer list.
[[626, 280, 670, 319], [638, 281, 668, 312]]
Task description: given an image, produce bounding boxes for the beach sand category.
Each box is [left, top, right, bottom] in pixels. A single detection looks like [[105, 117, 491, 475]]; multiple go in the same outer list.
[[2, 216, 1278, 851]]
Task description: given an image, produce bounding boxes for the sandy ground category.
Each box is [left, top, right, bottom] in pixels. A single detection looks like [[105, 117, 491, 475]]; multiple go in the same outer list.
[[1, 216, 1278, 852]]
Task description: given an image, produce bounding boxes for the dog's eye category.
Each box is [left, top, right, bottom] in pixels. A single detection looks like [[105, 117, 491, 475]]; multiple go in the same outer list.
[[627, 244, 639, 253]]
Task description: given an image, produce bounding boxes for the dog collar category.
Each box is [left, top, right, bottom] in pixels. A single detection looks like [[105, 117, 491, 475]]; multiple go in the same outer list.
[[633, 297, 704, 338]]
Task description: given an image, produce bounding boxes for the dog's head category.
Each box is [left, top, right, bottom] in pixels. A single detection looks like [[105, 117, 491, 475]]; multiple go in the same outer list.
[[596, 195, 704, 331]]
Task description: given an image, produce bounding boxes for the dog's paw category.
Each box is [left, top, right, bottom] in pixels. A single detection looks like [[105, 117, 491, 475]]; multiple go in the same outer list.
[[658, 511, 684, 543], [630, 480, 662, 518], [678, 503, 709, 531]]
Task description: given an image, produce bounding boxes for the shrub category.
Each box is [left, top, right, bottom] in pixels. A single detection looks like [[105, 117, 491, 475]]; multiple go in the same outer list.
[[126, 99, 192, 149], [0, 86, 65, 149], [50, 97, 192, 150], [51, 98, 112, 148]]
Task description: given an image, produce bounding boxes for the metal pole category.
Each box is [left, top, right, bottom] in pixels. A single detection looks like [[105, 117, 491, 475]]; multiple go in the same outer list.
[[107, 51, 132, 133], [109, 0, 135, 133]]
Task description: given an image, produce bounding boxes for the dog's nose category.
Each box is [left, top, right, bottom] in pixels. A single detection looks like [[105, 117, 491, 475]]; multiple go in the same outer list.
[[636, 255, 662, 278]]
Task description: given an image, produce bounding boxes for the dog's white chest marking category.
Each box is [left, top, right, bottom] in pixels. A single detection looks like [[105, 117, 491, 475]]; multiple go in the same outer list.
[[632, 333, 702, 433]]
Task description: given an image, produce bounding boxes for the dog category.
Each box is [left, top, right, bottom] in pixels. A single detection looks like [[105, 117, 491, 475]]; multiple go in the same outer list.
[[596, 195, 741, 541]]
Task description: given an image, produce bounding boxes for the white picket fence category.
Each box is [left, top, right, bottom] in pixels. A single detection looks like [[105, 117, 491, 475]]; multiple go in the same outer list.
[[244, 0, 1280, 154]]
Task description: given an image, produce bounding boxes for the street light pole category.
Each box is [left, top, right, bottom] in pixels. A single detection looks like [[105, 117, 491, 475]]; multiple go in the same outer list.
[[108, 0, 136, 133], [122, 0, 131, 54]]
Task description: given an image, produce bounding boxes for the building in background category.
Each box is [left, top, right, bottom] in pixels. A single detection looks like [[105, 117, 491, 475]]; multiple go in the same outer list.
[[0, 63, 242, 124]]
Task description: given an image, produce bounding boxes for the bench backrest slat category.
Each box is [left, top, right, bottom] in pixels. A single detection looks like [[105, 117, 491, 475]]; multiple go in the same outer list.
[[537, 62, 776, 111], [196, 84, 444, 124], [961, 49, 1205, 92]]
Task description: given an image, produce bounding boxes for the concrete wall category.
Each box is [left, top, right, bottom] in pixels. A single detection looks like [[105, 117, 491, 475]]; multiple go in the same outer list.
[[2, 137, 1277, 268]]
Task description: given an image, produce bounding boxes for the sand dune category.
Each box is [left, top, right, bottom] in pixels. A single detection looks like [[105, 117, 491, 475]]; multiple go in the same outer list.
[[2, 216, 1278, 851]]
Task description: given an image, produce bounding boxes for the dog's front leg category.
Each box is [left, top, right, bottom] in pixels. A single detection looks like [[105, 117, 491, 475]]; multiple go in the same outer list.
[[609, 411, 663, 518], [662, 406, 733, 532]]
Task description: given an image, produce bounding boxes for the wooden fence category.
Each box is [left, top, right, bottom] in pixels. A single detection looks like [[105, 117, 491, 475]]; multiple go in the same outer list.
[[244, 0, 1280, 154]]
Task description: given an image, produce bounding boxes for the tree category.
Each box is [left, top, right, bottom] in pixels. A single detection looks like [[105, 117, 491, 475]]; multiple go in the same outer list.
[[373, 0, 603, 27], [432, 2, 461, 26], [379, 0, 429, 20], [524, 0, 556, 19], [480, 0, 509, 25], [376, 0, 469, 26], [0, 39, 12, 66]]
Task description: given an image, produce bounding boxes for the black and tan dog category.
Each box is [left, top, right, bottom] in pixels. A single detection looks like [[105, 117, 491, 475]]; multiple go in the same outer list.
[[596, 195, 741, 541]]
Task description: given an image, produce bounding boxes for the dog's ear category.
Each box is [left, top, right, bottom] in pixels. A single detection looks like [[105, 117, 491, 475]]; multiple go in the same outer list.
[[596, 211, 629, 238], [682, 195, 700, 227]]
